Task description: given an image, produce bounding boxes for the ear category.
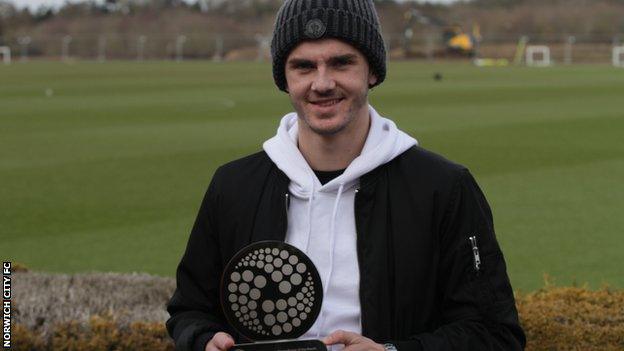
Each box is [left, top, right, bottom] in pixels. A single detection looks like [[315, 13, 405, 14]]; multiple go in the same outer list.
[[368, 72, 378, 88]]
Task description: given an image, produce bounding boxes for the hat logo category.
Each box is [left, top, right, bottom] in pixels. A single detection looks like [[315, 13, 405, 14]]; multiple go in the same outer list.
[[304, 19, 326, 39]]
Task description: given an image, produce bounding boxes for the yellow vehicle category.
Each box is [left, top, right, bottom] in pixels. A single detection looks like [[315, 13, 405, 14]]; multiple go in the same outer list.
[[405, 9, 480, 57]]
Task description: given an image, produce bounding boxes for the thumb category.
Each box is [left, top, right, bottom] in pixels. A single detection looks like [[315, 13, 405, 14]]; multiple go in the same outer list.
[[212, 332, 235, 350], [324, 330, 351, 345]]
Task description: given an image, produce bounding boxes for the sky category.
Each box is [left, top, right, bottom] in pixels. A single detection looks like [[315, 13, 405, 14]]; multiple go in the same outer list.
[[9, 0, 459, 12]]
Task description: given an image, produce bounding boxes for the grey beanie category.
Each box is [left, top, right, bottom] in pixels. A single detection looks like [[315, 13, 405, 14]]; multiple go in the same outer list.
[[270, 0, 387, 92]]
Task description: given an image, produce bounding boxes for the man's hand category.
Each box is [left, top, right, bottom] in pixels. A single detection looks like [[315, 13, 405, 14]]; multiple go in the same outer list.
[[323, 330, 385, 351], [205, 332, 235, 351]]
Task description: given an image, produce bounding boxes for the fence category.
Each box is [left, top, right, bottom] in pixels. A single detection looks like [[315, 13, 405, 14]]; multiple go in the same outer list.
[[1, 32, 623, 65]]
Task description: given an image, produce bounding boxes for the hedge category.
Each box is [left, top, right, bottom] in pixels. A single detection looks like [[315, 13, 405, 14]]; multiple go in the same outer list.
[[10, 271, 624, 350]]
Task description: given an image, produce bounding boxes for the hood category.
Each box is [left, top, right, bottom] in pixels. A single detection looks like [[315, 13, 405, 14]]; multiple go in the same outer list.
[[263, 104, 418, 197]]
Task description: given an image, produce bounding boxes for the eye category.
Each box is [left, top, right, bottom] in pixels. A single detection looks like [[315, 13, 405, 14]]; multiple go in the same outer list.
[[292, 62, 314, 71], [333, 57, 354, 68]]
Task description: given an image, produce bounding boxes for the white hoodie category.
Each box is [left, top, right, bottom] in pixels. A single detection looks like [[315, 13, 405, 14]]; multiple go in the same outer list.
[[263, 105, 417, 339]]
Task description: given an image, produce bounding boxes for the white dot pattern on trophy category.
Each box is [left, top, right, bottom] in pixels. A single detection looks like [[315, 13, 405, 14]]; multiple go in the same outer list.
[[254, 275, 266, 288], [264, 314, 276, 326], [296, 263, 306, 273], [279, 281, 292, 294], [290, 273, 302, 285], [250, 288, 261, 300], [288, 308, 297, 317], [276, 299, 287, 310], [271, 270, 283, 282], [242, 270, 253, 282], [226, 244, 321, 339], [262, 300, 275, 313], [282, 264, 293, 275], [231, 272, 241, 282]]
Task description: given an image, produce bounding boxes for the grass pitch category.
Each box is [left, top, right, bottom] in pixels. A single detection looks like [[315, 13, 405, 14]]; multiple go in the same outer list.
[[1, 61, 623, 292]]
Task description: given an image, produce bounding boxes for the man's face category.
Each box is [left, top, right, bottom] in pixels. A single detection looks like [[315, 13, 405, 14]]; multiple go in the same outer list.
[[285, 38, 377, 136]]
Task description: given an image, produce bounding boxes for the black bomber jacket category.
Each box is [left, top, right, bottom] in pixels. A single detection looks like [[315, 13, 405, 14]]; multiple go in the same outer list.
[[166, 146, 526, 351]]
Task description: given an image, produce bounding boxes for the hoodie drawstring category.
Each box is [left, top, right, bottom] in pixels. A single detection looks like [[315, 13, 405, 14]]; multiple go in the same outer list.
[[316, 182, 345, 338], [304, 172, 315, 254]]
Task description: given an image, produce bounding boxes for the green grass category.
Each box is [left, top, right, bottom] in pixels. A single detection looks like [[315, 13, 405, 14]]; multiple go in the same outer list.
[[1, 61, 623, 292]]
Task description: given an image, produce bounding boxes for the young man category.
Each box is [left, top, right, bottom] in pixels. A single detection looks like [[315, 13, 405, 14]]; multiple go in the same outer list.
[[166, 1, 526, 350]]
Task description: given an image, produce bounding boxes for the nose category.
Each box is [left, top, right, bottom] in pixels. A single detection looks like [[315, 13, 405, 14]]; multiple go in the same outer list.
[[311, 68, 336, 93]]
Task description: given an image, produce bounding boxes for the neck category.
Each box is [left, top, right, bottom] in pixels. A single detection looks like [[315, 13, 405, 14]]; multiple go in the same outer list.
[[298, 106, 370, 171]]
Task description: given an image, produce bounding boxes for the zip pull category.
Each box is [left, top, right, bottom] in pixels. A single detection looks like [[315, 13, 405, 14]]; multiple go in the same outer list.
[[284, 193, 290, 216], [468, 235, 481, 272]]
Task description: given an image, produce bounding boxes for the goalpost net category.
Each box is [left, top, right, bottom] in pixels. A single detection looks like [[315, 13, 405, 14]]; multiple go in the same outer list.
[[526, 45, 551, 67], [0, 46, 10, 65], [613, 46, 624, 68]]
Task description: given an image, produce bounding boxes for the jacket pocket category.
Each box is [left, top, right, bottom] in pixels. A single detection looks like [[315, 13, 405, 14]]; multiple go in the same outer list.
[[466, 235, 513, 306]]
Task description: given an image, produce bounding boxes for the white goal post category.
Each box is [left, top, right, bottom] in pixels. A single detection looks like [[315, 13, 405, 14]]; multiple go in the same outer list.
[[0, 46, 10, 65], [613, 46, 624, 67], [526, 45, 551, 67]]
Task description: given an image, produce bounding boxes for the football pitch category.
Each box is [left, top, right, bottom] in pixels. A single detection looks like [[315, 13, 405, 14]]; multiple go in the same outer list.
[[1, 61, 622, 292]]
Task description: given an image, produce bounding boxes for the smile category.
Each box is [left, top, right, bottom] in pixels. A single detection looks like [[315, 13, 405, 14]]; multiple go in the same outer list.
[[310, 98, 344, 107]]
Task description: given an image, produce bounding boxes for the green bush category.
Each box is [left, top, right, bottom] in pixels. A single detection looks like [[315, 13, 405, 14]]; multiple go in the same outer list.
[[13, 315, 174, 351], [517, 284, 624, 350]]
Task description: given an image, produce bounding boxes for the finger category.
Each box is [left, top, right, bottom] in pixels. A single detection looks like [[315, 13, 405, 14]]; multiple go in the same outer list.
[[324, 330, 359, 346], [212, 332, 235, 350]]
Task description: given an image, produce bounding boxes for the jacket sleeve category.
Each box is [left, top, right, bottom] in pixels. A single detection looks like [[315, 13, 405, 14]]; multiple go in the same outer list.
[[393, 169, 526, 351], [166, 171, 234, 351]]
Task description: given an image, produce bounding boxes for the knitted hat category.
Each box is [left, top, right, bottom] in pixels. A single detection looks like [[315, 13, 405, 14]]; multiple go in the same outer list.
[[270, 0, 387, 92]]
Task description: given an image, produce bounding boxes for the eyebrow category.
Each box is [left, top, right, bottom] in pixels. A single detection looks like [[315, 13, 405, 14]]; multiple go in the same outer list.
[[287, 54, 358, 68]]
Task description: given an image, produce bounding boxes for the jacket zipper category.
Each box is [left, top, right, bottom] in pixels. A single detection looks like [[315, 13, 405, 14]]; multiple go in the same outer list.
[[469, 235, 481, 273], [354, 187, 365, 332], [284, 192, 290, 217]]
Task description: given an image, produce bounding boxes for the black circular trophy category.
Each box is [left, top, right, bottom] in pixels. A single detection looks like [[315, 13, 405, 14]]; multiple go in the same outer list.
[[221, 241, 327, 351]]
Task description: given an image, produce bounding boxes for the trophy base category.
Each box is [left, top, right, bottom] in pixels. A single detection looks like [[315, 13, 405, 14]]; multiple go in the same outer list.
[[231, 339, 327, 351]]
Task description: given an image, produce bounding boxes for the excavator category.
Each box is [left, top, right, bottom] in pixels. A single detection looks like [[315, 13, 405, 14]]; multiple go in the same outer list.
[[403, 8, 481, 58]]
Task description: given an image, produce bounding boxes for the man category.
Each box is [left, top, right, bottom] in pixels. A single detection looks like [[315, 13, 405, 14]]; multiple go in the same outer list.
[[166, 1, 526, 350]]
